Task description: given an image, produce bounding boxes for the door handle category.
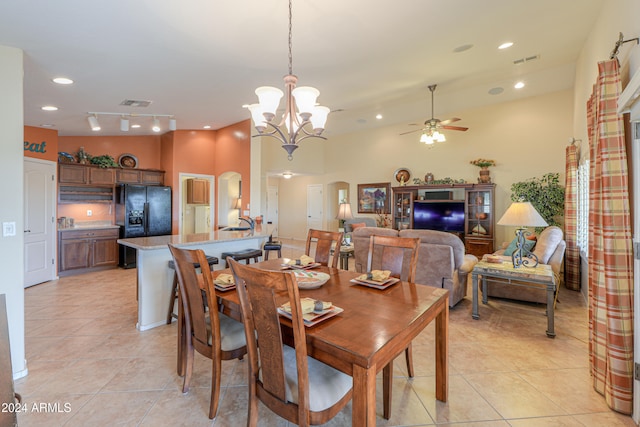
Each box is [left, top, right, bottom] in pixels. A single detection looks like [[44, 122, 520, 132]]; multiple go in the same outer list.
[[24, 229, 31, 233]]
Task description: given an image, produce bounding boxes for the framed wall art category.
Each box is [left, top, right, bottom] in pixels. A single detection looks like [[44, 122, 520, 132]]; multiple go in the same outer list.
[[357, 182, 391, 214]]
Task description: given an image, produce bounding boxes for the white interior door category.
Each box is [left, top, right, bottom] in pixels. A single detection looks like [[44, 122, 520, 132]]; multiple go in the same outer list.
[[267, 186, 279, 237], [24, 158, 56, 287], [307, 184, 323, 231]]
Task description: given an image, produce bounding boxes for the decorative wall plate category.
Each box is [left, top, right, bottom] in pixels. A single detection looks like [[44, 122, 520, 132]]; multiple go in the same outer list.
[[118, 153, 138, 168], [394, 167, 411, 184]]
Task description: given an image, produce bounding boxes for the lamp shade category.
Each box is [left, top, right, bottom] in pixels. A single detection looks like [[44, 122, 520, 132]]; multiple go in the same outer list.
[[255, 86, 283, 117], [497, 202, 548, 227], [233, 198, 242, 210], [310, 106, 330, 132], [292, 86, 319, 116], [336, 203, 354, 220]]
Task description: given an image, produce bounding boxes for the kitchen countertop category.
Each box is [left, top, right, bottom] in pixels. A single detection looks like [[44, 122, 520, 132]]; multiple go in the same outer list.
[[117, 225, 273, 250], [59, 224, 120, 231]]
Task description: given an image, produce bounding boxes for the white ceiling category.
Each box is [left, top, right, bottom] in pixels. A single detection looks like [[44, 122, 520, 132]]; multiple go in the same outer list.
[[0, 0, 605, 137]]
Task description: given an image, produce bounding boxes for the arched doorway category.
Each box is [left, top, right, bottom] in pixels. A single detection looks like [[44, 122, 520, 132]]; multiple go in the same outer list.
[[218, 171, 242, 228]]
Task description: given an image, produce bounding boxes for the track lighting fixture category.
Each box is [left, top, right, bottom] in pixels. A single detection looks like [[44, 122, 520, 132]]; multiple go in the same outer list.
[[86, 112, 176, 133], [87, 115, 100, 131]]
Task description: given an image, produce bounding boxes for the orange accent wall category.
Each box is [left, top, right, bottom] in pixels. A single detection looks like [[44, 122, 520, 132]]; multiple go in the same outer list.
[[58, 135, 162, 169], [215, 119, 251, 213], [24, 126, 58, 162], [51, 122, 251, 234]]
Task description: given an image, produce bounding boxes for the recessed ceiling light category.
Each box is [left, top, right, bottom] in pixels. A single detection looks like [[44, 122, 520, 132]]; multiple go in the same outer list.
[[498, 42, 514, 50], [514, 81, 525, 89], [282, 172, 293, 179], [41, 106, 58, 111], [52, 77, 73, 85], [131, 124, 141, 129], [488, 87, 504, 95], [375, 114, 382, 120], [40, 124, 55, 127], [203, 125, 211, 129], [453, 44, 473, 53]]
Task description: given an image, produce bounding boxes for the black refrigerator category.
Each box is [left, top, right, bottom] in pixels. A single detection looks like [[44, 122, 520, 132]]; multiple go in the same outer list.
[[116, 184, 172, 268]]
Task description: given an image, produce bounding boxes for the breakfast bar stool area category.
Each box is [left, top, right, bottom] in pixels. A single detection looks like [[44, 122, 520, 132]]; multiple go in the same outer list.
[[262, 239, 282, 260], [221, 248, 262, 267], [166, 255, 219, 324]]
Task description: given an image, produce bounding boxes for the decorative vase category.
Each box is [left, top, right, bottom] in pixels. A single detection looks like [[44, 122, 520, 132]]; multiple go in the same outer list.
[[478, 168, 491, 183]]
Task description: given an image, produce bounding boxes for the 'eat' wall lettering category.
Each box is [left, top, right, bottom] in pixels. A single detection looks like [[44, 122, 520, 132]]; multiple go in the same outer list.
[[24, 141, 47, 153]]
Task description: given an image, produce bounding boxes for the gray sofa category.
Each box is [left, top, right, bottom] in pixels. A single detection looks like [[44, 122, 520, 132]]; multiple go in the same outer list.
[[352, 227, 479, 307], [484, 226, 566, 303]]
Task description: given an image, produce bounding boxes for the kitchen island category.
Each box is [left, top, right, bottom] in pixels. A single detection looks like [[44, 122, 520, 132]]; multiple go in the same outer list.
[[118, 227, 271, 331]]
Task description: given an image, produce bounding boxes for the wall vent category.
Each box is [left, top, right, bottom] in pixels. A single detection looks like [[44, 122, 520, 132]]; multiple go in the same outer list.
[[513, 55, 540, 65], [119, 99, 152, 107]]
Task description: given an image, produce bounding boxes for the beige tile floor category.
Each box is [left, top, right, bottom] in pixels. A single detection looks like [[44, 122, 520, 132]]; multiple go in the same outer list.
[[15, 238, 637, 426]]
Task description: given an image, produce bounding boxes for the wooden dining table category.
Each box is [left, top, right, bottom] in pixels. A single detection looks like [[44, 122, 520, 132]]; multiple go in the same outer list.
[[181, 258, 449, 426]]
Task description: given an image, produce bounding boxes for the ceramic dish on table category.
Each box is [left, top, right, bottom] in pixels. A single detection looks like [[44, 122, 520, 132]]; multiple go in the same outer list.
[[278, 298, 344, 327], [281, 262, 321, 270], [350, 277, 400, 290], [292, 270, 330, 289]]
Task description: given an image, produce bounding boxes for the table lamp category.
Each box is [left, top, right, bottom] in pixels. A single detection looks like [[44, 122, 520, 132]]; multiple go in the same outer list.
[[497, 201, 548, 268], [336, 202, 353, 230]]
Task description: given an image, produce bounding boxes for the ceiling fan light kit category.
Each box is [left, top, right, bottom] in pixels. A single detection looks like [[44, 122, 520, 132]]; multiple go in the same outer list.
[[401, 84, 468, 146]]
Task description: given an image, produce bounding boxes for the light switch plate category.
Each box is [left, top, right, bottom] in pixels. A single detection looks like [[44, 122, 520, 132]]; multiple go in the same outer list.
[[2, 222, 16, 237]]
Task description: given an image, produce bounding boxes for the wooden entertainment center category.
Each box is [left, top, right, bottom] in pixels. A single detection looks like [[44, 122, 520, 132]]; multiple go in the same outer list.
[[392, 183, 495, 258]]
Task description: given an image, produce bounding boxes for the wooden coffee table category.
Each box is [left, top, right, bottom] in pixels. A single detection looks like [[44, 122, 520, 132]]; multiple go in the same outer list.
[[471, 260, 556, 338]]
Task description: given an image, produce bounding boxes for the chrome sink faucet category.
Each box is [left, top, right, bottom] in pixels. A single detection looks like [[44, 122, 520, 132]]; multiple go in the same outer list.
[[239, 216, 255, 230]]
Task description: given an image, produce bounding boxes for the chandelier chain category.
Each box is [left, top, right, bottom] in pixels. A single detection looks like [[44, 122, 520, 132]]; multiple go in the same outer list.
[[288, 0, 293, 75]]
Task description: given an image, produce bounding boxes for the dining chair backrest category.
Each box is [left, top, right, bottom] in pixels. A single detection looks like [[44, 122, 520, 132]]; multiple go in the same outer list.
[[168, 244, 247, 419], [305, 229, 343, 268], [366, 235, 420, 282], [228, 258, 352, 426], [169, 245, 219, 352]]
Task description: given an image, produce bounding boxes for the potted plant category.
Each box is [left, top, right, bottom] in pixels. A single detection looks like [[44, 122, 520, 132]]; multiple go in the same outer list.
[[89, 154, 119, 168], [469, 158, 496, 183], [510, 172, 565, 232]]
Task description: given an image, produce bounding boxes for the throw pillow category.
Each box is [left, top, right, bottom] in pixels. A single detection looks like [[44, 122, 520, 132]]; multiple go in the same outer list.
[[350, 222, 367, 230], [503, 236, 536, 256], [532, 226, 563, 264]]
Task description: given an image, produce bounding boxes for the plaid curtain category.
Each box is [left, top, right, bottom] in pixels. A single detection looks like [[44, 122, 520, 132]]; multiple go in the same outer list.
[[564, 145, 580, 290], [587, 59, 634, 414]]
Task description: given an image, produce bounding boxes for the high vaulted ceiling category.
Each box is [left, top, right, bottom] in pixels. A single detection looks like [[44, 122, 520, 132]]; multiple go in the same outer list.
[[0, 0, 605, 137]]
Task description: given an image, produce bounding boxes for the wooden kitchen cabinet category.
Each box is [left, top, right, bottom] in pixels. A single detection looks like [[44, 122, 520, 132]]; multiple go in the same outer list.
[[88, 167, 115, 184], [186, 178, 210, 204], [116, 168, 164, 185], [58, 163, 87, 184], [59, 228, 119, 276]]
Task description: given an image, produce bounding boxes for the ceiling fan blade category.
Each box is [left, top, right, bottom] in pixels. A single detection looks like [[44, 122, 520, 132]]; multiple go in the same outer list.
[[441, 125, 469, 131], [439, 117, 461, 125], [400, 129, 422, 135]]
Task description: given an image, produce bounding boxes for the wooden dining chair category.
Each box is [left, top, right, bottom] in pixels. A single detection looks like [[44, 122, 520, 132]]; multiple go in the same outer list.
[[366, 234, 420, 419], [305, 229, 343, 268], [168, 245, 247, 419], [228, 258, 352, 427]]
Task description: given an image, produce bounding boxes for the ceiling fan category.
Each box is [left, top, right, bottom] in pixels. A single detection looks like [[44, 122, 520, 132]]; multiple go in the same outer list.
[[401, 84, 468, 144]]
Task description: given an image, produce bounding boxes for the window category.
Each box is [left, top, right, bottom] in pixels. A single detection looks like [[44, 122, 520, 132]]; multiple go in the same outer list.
[[576, 160, 589, 253]]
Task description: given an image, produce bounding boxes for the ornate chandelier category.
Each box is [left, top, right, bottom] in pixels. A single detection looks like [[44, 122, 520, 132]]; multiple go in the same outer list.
[[246, 0, 329, 160]]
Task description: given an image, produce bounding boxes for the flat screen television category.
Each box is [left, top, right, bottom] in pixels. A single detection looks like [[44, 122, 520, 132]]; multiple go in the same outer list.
[[413, 200, 465, 233]]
